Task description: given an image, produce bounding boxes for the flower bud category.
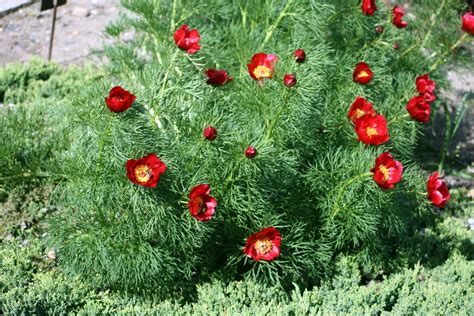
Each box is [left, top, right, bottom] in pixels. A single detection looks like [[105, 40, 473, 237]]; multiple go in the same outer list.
[[284, 74, 297, 87], [294, 49, 306, 63], [203, 126, 217, 140], [245, 146, 257, 158]]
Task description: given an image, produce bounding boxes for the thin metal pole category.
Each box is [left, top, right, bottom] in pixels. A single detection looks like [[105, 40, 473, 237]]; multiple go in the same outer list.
[[48, 3, 57, 61]]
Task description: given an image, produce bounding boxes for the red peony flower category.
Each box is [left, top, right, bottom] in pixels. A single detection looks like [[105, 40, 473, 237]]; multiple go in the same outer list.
[[354, 114, 389, 145], [416, 74, 436, 102], [392, 5, 408, 28], [353, 62, 373, 84], [126, 153, 166, 188], [347, 96, 375, 123], [370, 152, 403, 189], [283, 74, 297, 87], [243, 227, 281, 261], [247, 53, 278, 81], [105, 86, 136, 113], [245, 146, 257, 158], [187, 184, 217, 221], [205, 69, 232, 86], [361, 0, 377, 16], [294, 49, 306, 63], [427, 172, 450, 208], [203, 126, 217, 140], [406, 95, 431, 123], [462, 12, 474, 35], [174, 24, 201, 54]]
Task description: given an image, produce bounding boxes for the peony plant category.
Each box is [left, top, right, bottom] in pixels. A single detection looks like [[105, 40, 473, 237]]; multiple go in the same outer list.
[[48, 0, 470, 297]]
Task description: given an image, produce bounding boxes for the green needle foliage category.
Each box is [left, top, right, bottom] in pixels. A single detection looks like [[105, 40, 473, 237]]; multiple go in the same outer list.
[[47, 0, 471, 297]]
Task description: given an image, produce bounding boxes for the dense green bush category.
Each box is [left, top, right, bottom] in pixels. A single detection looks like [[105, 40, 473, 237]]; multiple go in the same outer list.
[[0, 0, 472, 314], [45, 0, 472, 297]]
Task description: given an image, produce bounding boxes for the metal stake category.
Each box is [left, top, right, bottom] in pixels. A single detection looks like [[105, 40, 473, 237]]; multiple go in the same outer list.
[[47, 2, 57, 61]]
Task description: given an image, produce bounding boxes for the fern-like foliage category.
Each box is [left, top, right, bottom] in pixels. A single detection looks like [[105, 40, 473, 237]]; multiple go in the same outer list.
[[47, 0, 471, 296]]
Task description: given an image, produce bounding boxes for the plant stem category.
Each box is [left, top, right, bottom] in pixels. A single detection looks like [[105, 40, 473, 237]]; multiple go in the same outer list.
[[420, 0, 446, 50], [169, 0, 178, 33], [265, 88, 291, 140], [95, 115, 113, 175], [258, 0, 294, 51], [331, 172, 372, 219], [429, 33, 469, 73], [438, 102, 451, 173]]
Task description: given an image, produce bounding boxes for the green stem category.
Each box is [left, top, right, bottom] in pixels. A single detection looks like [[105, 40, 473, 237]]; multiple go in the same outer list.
[[420, 0, 446, 50], [265, 88, 291, 140], [258, 0, 294, 51], [169, 0, 178, 33], [401, 0, 446, 58], [429, 33, 469, 73], [438, 102, 451, 173], [95, 116, 113, 175], [331, 172, 372, 219]]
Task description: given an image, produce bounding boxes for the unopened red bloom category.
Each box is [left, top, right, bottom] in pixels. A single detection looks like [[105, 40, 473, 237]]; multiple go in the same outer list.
[[203, 126, 217, 140], [247, 53, 278, 81], [375, 25, 384, 34], [126, 153, 166, 188], [416, 74, 436, 102], [105, 86, 136, 113], [294, 49, 306, 63], [354, 114, 389, 145], [362, 0, 377, 15], [243, 227, 281, 261], [187, 184, 217, 221], [353, 62, 373, 84], [462, 12, 474, 35], [348, 96, 375, 123], [174, 24, 200, 54], [283, 74, 297, 87], [406, 96, 431, 123], [245, 146, 257, 158], [371, 152, 403, 189], [427, 172, 450, 208], [205, 69, 232, 86], [392, 5, 408, 28]]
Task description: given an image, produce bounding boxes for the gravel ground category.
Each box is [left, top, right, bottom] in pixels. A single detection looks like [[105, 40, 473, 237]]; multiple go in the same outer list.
[[0, 0, 118, 65]]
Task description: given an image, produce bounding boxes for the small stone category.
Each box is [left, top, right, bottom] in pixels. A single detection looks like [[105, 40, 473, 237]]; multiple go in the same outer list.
[[71, 7, 90, 18], [5, 234, 14, 242], [47, 249, 56, 260], [20, 220, 31, 230], [21, 239, 29, 246]]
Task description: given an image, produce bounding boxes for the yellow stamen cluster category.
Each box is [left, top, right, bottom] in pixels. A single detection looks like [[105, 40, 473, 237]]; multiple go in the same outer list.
[[254, 239, 272, 255], [253, 65, 271, 79], [355, 109, 366, 119], [357, 71, 369, 79], [366, 127, 378, 137], [379, 165, 390, 182], [134, 164, 152, 183]]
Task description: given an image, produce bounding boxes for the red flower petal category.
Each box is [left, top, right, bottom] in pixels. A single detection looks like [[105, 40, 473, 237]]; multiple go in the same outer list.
[[105, 86, 136, 113], [125, 153, 166, 188], [427, 172, 450, 208], [462, 12, 474, 35], [243, 227, 281, 261], [347, 96, 375, 123], [353, 62, 373, 84], [354, 114, 389, 145], [361, 0, 377, 15], [174, 24, 201, 54], [406, 95, 431, 123]]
